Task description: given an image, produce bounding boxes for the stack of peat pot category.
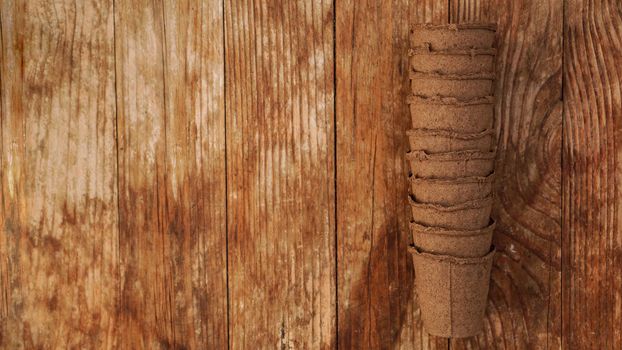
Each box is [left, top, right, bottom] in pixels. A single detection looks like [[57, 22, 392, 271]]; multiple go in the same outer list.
[[406, 23, 497, 338]]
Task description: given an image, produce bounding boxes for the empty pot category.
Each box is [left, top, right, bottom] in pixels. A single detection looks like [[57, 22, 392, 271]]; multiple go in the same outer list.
[[410, 219, 495, 257], [409, 195, 493, 230], [410, 71, 494, 98], [406, 150, 495, 178], [410, 245, 495, 338], [409, 172, 495, 205], [408, 95, 494, 133], [409, 46, 496, 75], [410, 23, 497, 50], [406, 128, 495, 153]]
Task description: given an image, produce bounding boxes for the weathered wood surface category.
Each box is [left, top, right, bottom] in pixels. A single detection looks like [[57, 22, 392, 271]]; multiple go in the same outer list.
[[225, 1, 336, 348], [563, 0, 622, 348], [335, 1, 448, 349], [115, 0, 227, 348], [0, 0, 618, 349], [0, 1, 119, 348], [450, 1, 563, 349], [0, 0, 227, 348]]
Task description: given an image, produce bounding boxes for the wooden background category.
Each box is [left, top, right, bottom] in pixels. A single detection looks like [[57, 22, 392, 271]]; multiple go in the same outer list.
[[0, 0, 619, 349]]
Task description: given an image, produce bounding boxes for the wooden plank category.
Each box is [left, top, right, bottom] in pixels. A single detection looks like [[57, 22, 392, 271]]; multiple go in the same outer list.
[[414, 0, 452, 23], [0, 1, 119, 348], [449, 0, 497, 24], [335, 1, 449, 349], [114, 1, 227, 348], [563, 0, 622, 348], [224, 1, 336, 348], [449, 0, 562, 349]]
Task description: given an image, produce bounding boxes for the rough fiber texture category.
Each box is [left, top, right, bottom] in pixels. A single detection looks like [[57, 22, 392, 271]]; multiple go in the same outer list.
[[410, 173, 494, 205], [407, 150, 496, 178], [407, 129, 494, 153], [410, 23, 497, 50], [408, 97, 494, 133], [410, 48, 496, 75], [409, 196, 493, 230], [410, 72, 494, 98], [411, 246, 495, 338], [407, 22, 498, 339], [411, 220, 495, 257]]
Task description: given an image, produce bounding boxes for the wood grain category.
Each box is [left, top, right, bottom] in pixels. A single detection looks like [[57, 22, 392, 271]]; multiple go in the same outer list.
[[449, 0, 562, 349], [0, 1, 619, 348], [563, 0, 622, 348], [450, 0, 497, 24], [115, 0, 227, 348], [224, 1, 336, 348], [0, 1, 119, 348], [335, 1, 448, 349]]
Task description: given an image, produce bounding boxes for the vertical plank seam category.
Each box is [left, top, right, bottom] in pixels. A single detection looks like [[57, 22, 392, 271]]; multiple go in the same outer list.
[[558, 1, 566, 349], [448, 0, 451, 23], [0, 2, 6, 322], [332, 0, 338, 347], [561, 0, 566, 347], [112, 3, 122, 347], [561, 0, 566, 103], [449, 3, 454, 348], [157, 3, 176, 344], [223, 0, 231, 348], [446, 4, 460, 350]]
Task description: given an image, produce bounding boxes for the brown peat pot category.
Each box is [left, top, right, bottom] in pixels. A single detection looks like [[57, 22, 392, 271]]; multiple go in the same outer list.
[[408, 95, 494, 133], [406, 150, 495, 178], [410, 219, 495, 257], [409, 195, 493, 230], [409, 172, 495, 206], [409, 46, 496, 75], [410, 71, 494, 98], [410, 23, 497, 50], [410, 245, 495, 338], [406, 128, 495, 153]]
